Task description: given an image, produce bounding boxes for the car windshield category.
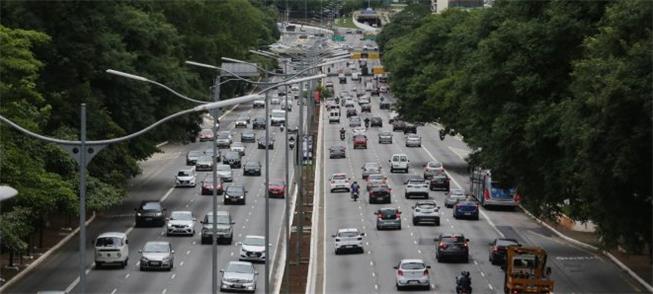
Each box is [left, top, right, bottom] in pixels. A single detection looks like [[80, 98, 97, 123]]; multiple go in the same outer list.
[[332, 174, 347, 180], [217, 165, 231, 172], [226, 263, 252, 274], [380, 132, 391, 136], [200, 129, 213, 135], [188, 151, 202, 157], [143, 242, 169, 253], [244, 237, 265, 246], [205, 214, 230, 224], [178, 170, 192, 177], [417, 203, 436, 209], [227, 186, 244, 195], [338, 231, 359, 238], [198, 156, 212, 162], [368, 174, 384, 181], [232, 142, 243, 148], [170, 211, 193, 220], [497, 239, 520, 247], [354, 135, 366, 141], [245, 162, 259, 168], [242, 132, 254, 137], [380, 209, 397, 219], [364, 163, 379, 170], [217, 132, 230, 139], [141, 202, 161, 211], [271, 111, 285, 118], [96, 237, 123, 247], [442, 236, 465, 244], [270, 180, 284, 186], [401, 262, 425, 270], [225, 152, 239, 159], [428, 162, 443, 168]]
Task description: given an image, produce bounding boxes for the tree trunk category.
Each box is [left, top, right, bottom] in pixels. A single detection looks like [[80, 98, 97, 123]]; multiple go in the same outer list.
[[8, 251, 13, 267]]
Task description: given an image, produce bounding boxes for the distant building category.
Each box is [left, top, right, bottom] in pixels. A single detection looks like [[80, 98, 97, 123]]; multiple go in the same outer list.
[[357, 8, 382, 27], [432, 0, 486, 13]]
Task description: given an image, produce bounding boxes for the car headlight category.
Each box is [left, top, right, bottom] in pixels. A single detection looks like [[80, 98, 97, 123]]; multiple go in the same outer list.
[[167, 223, 174, 228], [141, 257, 149, 262], [155, 212, 162, 216], [137, 213, 142, 216]]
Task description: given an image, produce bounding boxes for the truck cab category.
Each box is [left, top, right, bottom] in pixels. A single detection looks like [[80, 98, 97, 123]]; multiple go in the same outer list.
[[504, 246, 554, 293]]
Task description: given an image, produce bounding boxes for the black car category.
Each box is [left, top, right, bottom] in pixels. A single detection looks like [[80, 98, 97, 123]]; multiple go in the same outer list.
[[436, 233, 469, 263], [370, 117, 383, 127], [258, 136, 275, 149], [379, 100, 391, 110], [392, 120, 406, 131], [403, 123, 417, 134], [223, 151, 242, 168], [489, 238, 521, 266], [252, 117, 266, 129], [224, 185, 247, 205], [241, 131, 256, 143], [430, 174, 450, 191], [328, 145, 346, 159], [243, 161, 262, 176], [346, 108, 357, 118], [368, 186, 391, 204], [135, 201, 166, 227], [360, 104, 371, 113]]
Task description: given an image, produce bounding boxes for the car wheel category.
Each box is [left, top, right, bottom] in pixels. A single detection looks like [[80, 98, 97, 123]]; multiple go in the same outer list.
[[95, 262, 102, 269], [435, 220, 440, 226], [397, 225, 401, 230], [376, 225, 381, 230], [335, 248, 340, 255], [140, 265, 145, 271], [227, 237, 233, 244], [464, 256, 469, 263], [123, 259, 128, 268], [412, 219, 417, 225]]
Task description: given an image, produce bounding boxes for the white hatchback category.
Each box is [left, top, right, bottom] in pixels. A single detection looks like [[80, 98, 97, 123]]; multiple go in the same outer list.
[[333, 228, 365, 254], [95, 232, 128, 268], [329, 173, 350, 193]]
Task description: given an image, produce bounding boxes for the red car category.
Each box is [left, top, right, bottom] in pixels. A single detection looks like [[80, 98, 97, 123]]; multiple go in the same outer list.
[[268, 179, 286, 198], [353, 134, 367, 149], [198, 129, 214, 142], [201, 176, 223, 195]]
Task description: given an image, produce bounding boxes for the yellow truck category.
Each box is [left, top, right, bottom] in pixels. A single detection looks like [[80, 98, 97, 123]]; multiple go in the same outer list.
[[504, 246, 555, 294]]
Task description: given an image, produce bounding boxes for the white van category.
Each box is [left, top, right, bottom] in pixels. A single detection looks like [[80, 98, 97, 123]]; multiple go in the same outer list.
[[351, 72, 360, 81], [389, 153, 410, 173], [270, 109, 286, 126], [95, 232, 129, 268], [329, 109, 341, 124]]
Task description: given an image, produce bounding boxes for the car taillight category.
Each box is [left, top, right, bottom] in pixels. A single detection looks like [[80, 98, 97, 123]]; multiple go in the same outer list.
[[439, 242, 448, 249], [396, 213, 401, 219], [483, 189, 490, 200], [423, 269, 429, 276], [514, 192, 522, 202], [464, 242, 469, 248], [397, 270, 404, 276], [492, 246, 498, 252]]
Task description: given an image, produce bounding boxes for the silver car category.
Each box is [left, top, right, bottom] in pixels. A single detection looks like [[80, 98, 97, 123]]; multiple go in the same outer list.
[[166, 211, 196, 236], [445, 188, 467, 208], [411, 200, 441, 226], [238, 235, 267, 263], [230, 142, 246, 156], [220, 261, 258, 293], [378, 131, 393, 144], [375, 208, 402, 230], [139, 241, 174, 271], [217, 164, 233, 182], [394, 259, 431, 290], [405, 134, 422, 147], [195, 156, 213, 171]]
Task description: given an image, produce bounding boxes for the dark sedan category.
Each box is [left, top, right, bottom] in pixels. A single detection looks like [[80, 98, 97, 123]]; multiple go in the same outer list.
[[436, 233, 469, 263], [258, 136, 275, 149], [430, 174, 450, 191], [329, 145, 346, 159], [392, 120, 406, 131], [453, 201, 479, 220], [224, 185, 247, 205], [222, 151, 242, 168], [252, 117, 266, 129], [370, 116, 383, 127], [243, 161, 262, 176], [403, 123, 417, 134], [489, 238, 521, 266], [346, 108, 357, 118], [368, 186, 391, 204], [135, 201, 166, 227], [241, 131, 256, 143], [360, 104, 371, 113]]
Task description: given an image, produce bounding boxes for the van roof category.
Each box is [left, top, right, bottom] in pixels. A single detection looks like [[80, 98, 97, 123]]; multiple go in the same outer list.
[[97, 232, 126, 239]]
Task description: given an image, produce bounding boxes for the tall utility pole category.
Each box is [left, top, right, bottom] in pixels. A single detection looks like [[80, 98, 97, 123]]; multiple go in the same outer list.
[[283, 59, 291, 294], [264, 90, 271, 294], [296, 79, 305, 264], [211, 73, 221, 294]]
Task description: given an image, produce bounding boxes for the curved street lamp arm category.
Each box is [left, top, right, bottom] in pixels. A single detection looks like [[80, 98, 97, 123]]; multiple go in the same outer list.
[[148, 80, 210, 105], [0, 115, 79, 145]]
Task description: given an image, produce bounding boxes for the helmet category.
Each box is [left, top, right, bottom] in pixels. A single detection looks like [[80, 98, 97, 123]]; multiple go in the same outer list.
[[462, 271, 470, 277], [353, 181, 358, 184]]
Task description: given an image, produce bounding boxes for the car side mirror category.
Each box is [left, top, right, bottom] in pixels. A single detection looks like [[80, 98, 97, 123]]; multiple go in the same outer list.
[[192, 218, 197, 221], [134, 208, 138, 212], [220, 269, 224, 273], [426, 265, 431, 269], [465, 238, 470, 242], [488, 241, 494, 246], [393, 266, 398, 269], [360, 233, 366, 236], [163, 208, 167, 211], [236, 242, 242, 246], [125, 239, 129, 245], [231, 221, 236, 224], [165, 218, 170, 221], [331, 234, 336, 238], [255, 271, 259, 275]]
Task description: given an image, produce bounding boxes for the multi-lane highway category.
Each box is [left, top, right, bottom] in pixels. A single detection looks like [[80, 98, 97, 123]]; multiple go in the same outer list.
[[319, 31, 643, 294]]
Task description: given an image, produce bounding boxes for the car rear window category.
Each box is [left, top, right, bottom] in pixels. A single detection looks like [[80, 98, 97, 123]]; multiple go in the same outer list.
[[401, 262, 425, 270], [333, 174, 346, 180], [96, 237, 123, 247], [380, 209, 398, 219], [442, 236, 465, 243], [142, 202, 161, 210], [338, 231, 359, 238]]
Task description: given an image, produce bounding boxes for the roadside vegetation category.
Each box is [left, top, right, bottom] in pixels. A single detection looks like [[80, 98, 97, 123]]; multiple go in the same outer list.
[[0, 0, 278, 263], [378, 0, 652, 253]]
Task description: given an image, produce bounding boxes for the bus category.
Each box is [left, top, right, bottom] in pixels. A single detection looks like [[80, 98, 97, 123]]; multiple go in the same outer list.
[[469, 167, 520, 208]]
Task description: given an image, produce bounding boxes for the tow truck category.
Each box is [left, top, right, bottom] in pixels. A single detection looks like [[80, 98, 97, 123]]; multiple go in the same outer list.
[[503, 246, 554, 294]]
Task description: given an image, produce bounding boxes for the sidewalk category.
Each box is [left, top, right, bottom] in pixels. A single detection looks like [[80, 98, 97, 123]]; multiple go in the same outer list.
[[541, 216, 652, 287]]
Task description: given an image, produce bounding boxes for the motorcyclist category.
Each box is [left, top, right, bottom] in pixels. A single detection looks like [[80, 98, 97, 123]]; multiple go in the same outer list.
[[340, 127, 346, 140], [350, 181, 360, 201], [364, 117, 370, 128], [456, 271, 472, 293], [280, 124, 285, 132]]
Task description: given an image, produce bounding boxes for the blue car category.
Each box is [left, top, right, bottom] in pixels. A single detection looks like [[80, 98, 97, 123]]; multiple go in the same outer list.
[[453, 201, 479, 220]]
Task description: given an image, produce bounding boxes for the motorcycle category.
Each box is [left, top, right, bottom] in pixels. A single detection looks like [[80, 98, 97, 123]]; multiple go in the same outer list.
[[289, 136, 295, 149], [351, 191, 359, 201], [280, 124, 285, 132], [456, 272, 472, 294], [340, 131, 345, 141], [364, 120, 370, 128]]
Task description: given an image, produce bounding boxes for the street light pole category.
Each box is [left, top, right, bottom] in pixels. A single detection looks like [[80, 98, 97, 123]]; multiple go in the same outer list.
[[283, 59, 290, 294], [78, 104, 88, 294], [211, 74, 221, 294], [264, 90, 271, 294], [296, 80, 304, 264]]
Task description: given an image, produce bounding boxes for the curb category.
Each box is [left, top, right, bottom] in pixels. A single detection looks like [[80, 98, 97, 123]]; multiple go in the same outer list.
[[0, 212, 97, 292], [155, 141, 168, 148], [305, 102, 324, 294], [520, 205, 653, 293]]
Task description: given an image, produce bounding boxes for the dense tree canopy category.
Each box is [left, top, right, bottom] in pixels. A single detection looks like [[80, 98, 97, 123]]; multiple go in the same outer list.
[[0, 1, 278, 255], [380, 0, 652, 252]]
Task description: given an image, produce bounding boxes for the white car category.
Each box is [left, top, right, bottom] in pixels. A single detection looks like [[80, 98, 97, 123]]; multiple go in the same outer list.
[[389, 153, 409, 173], [344, 100, 356, 108], [394, 259, 431, 290], [405, 176, 429, 199], [216, 164, 233, 182], [332, 228, 365, 254], [380, 86, 388, 93], [95, 232, 128, 268], [405, 134, 422, 147], [412, 200, 441, 226], [238, 235, 267, 263], [352, 126, 367, 136], [253, 100, 265, 108], [329, 173, 350, 192], [271, 97, 281, 105], [230, 142, 246, 156], [175, 167, 196, 187], [234, 116, 248, 128], [166, 211, 196, 236], [220, 261, 258, 292]]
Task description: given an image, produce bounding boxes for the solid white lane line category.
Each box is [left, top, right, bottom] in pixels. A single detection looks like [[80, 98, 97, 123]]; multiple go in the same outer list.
[[162, 289, 167, 294], [160, 187, 175, 202], [489, 284, 494, 290], [418, 249, 422, 254], [111, 289, 117, 294], [372, 272, 376, 277], [480, 272, 485, 277], [170, 274, 176, 280], [124, 273, 130, 279], [474, 260, 478, 265], [230, 252, 234, 256], [186, 250, 191, 255], [192, 241, 197, 245]]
